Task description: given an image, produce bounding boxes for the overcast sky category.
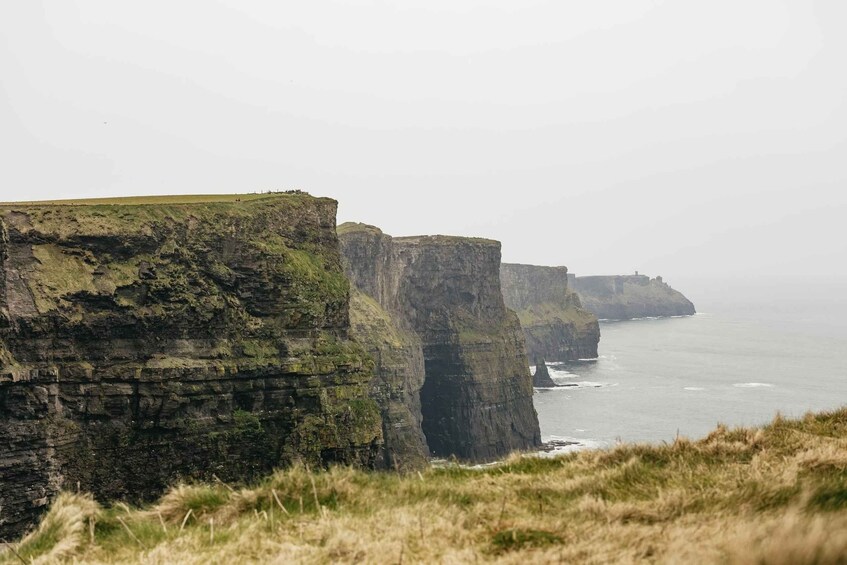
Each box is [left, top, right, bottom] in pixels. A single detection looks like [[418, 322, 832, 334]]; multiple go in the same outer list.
[[2, 1, 845, 281]]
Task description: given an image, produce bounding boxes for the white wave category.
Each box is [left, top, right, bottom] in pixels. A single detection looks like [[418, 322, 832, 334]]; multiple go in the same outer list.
[[733, 382, 774, 388], [684, 387, 706, 391], [577, 357, 600, 362], [548, 368, 579, 379], [534, 436, 607, 458], [544, 380, 611, 389], [574, 381, 608, 388], [534, 380, 611, 391]]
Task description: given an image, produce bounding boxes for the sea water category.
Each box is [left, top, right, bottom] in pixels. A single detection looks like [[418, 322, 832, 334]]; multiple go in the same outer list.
[[533, 278, 847, 452]]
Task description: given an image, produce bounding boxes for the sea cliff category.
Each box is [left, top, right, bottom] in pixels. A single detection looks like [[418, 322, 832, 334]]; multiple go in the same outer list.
[[500, 263, 600, 362], [572, 274, 695, 320], [339, 224, 541, 462], [0, 194, 383, 538]]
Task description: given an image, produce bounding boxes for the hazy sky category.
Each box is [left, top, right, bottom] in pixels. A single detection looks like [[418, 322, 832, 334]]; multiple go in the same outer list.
[[2, 1, 845, 280]]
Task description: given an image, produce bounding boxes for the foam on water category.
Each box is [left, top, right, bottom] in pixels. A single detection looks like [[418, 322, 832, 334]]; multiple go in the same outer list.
[[535, 435, 607, 458], [684, 387, 706, 391], [548, 367, 578, 379], [535, 381, 612, 391], [733, 383, 775, 388]]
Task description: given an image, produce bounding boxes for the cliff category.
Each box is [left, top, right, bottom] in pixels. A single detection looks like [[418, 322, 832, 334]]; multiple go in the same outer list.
[[348, 288, 429, 471], [339, 223, 541, 462], [500, 264, 600, 362], [0, 194, 383, 539], [572, 274, 696, 320]]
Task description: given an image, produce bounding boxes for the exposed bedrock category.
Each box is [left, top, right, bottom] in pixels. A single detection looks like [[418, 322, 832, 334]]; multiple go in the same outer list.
[[339, 224, 541, 462], [500, 264, 600, 362], [573, 275, 696, 320], [348, 287, 429, 471], [532, 358, 558, 388], [0, 194, 383, 539]]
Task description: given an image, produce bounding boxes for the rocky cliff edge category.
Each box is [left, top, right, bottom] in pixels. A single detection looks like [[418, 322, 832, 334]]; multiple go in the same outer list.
[[339, 223, 541, 462], [500, 263, 600, 362], [0, 194, 383, 538]]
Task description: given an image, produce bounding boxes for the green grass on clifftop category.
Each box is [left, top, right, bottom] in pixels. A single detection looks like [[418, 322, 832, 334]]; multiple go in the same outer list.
[[5, 409, 847, 564], [0, 193, 304, 207]]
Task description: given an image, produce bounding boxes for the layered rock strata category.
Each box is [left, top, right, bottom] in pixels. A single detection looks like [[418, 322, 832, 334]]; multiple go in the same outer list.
[[339, 224, 541, 462], [573, 275, 696, 320], [0, 194, 383, 539], [500, 264, 600, 362]]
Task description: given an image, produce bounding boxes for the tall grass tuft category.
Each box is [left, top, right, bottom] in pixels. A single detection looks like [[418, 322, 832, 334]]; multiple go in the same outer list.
[[9, 493, 100, 564], [5, 409, 847, 563]]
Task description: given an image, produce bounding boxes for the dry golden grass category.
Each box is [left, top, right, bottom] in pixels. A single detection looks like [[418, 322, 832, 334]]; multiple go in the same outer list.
[[4, 409, 847, 564]]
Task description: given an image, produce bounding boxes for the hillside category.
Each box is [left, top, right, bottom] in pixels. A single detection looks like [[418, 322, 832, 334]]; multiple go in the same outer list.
[[4, 409, 847, 564]]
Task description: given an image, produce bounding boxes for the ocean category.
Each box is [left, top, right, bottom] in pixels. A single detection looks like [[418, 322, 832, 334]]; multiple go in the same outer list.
[[533, 278, 847, 451]]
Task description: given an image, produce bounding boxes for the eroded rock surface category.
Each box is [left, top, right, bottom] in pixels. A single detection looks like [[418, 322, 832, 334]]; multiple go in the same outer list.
[[500, 264, 600, 362], [0, 194, 383, 538], [573, 275, 695, 320], [532, 358, 558, 388], [340, 224, 541, 462]]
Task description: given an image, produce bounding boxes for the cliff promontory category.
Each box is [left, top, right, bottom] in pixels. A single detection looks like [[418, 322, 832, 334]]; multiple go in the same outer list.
[[0, 194, 383, 538], [572, 274, 695, 320], [339, 224, 541, 462], [500, 264, 600, 362]]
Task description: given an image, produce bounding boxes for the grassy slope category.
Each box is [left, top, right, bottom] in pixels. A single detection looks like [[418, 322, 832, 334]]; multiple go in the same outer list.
[[514, 296, 598, 330], [4, 410, 847, 564]]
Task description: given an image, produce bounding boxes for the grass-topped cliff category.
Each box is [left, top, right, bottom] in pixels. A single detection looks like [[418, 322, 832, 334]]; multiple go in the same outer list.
[[339, 223, 540, 462], [500, 264, 601, 362], [573, 274, 696, 320], [0, 192, 384, 538], [4, 408, 847, 564]]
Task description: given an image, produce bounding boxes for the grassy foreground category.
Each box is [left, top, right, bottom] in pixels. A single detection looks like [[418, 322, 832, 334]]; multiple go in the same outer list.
[[5, 410, 847, 564]]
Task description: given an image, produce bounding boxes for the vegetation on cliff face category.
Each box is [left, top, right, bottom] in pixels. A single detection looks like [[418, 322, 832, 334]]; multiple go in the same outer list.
[[500, 264, 601, 362], [5, 409, 847, 564], [339, 223, 541, 463], [348, 288, 429, 471], [0, 193, 384, 539]]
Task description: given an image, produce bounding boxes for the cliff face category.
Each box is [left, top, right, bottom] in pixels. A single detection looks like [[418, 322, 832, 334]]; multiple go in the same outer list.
[[500, 264, 600, 362], [573, 275, 696, 320], [348, 288, 429, 471], [339, 224, 541, 462], [0, 194, 383, 539]]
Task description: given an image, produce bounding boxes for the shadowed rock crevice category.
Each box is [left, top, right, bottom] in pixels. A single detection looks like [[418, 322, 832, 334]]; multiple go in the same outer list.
[[340, 224, 541, 463]]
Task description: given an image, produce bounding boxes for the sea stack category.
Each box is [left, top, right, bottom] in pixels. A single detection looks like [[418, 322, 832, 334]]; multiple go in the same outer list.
[[532, 358, 558, 388]]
